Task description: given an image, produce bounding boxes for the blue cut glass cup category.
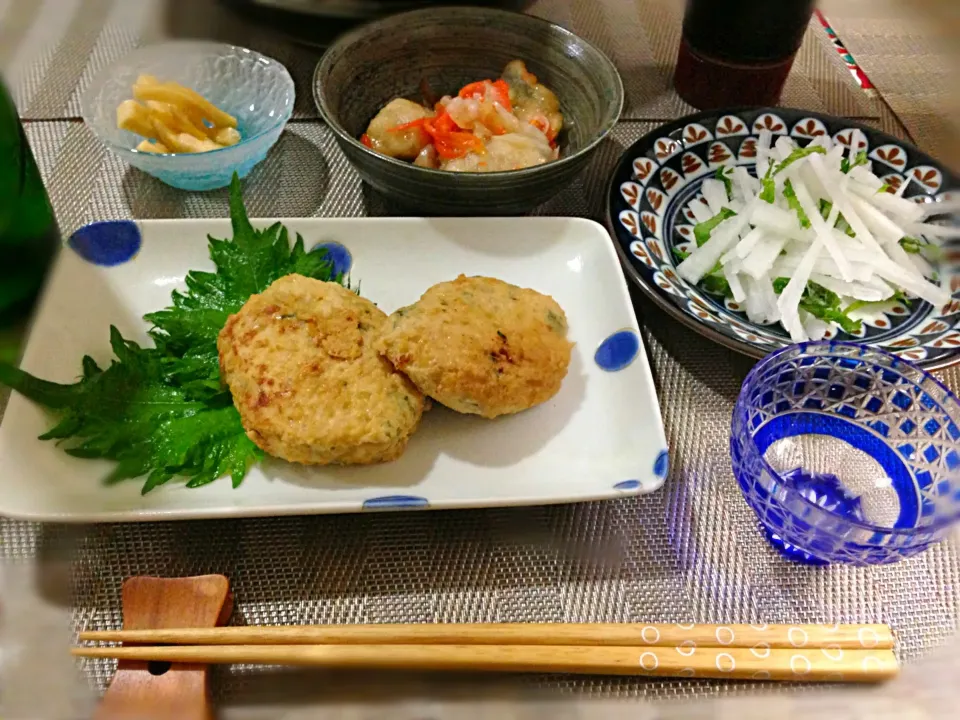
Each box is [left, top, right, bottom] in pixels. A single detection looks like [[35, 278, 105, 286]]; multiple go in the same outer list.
[[732, 342, 960, 565]]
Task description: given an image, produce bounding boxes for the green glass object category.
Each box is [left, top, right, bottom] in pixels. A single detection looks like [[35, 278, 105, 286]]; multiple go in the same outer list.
[[0, 78, 58, 364]]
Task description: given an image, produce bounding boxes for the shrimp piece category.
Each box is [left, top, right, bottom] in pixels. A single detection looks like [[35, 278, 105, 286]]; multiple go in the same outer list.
[[501, 60, 563, 140], [364, 98, 433, 160]]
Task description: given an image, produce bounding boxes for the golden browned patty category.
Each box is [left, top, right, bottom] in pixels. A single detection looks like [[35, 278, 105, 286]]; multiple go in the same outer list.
[[377, 275, 573, 418], [217, 274, 426, 465]]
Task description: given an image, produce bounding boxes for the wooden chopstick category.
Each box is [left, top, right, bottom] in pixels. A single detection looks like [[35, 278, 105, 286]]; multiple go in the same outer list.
[[78, 622, 894, 650], [71, 643, 899, 682]]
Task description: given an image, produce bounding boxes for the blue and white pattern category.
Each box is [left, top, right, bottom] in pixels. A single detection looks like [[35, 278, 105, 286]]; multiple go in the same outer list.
[[731, 342, 960, 566], [608, 109, 960, 370], [312, 241, 353, 279], [653, 449, 670, 480], [594, 329, 640, 372], [362, 495, 430, 510], [68, 220, 142, 266]]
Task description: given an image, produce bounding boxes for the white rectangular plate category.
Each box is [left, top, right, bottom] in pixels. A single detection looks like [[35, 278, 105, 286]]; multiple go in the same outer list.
[[0, 217, 668, 521]]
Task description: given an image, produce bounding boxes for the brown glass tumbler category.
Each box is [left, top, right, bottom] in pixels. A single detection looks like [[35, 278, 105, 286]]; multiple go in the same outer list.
[[674, 0, 817, 109]]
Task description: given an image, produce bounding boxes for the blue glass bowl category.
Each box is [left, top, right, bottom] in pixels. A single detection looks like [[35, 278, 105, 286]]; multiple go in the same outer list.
[[81, 42, 294, 191], [732, 342, 960, 566]]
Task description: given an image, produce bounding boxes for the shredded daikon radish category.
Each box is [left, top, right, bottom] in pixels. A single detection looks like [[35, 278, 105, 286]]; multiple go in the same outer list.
[[849, 129, 863, 159], [848, 195, 907, 242], [742, 233, 790, 279], [806, 154, 890, 258], [689, 198, 714, 224], [701, 179, 728, 214], [870, 256, 950, 306], [920, 199, 960, 218], [758, 129, 773, 151], [723, 263, 747, 303], [673, 131, 954, 340], [797, 164, 831, 206], [810, 134, 833, 151], [800, 310, 831, 341], [847, 181, 925, 223], [788, 174, 856, 281], [825, 144, 846, 170], [733, 167, 760, 198], [906, 253, 934, 280], [905, 222, 960, 239], [777, 238, 823, 342], [809, 273, 887, 302], [677, 207, 754, 284], [757, 274, 781, 323], [894, 173, 913, 198], [774, 136, 795, 161], [725, 226, 767, 261], [848, 165, 884, 189]]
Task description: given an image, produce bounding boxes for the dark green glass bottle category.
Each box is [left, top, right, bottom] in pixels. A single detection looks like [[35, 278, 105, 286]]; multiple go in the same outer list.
[[0, 78, 59, 364]]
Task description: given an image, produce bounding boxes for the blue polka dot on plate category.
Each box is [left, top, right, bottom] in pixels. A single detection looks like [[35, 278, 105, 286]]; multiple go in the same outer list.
[[68, 221, 141, 266], [613, 479, 642, 491], [654, 449, 670, 479], [362, 495, 429, 510], [595, 329, 640, 372], [312, 241, 352, 278]]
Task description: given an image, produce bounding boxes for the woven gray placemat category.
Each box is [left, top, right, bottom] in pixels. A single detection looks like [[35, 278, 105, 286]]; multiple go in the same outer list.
[[2, 116, 957, 711], [3, 0, 876, 122]]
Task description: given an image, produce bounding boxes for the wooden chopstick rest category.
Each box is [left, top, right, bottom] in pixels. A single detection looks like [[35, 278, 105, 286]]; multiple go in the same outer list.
[[92, 575, 232, 720]]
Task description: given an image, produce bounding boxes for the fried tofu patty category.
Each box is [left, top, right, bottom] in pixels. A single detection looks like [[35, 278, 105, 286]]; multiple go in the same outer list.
[[217, 274, 426, 465], [378, 275, 573, 418]]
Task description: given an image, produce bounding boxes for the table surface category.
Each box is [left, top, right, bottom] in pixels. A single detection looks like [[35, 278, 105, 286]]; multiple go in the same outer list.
[[1, 1, 958, 718]]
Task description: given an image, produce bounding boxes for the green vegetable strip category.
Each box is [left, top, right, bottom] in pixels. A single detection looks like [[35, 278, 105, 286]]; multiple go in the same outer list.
[[840, 150, 869, 174], [759, 162, 776, 204], [782, 180, 811, 229], [715, 166, 733, 200], [772, 278, 862, 334], [773, 146, 826, 175], [694, 207, 737, 247], [818, 199, 856, 238]]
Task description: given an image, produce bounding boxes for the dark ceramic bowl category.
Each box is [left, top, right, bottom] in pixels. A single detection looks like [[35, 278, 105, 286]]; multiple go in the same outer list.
[[313, 6, 623, 215]]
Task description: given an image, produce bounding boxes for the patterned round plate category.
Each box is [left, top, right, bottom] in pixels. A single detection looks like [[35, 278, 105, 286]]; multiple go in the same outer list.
[[606, 108, 959, 370]]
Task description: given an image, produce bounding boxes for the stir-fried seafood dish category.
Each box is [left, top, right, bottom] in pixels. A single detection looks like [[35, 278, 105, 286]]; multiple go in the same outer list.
[[361, 60, 563, 172]]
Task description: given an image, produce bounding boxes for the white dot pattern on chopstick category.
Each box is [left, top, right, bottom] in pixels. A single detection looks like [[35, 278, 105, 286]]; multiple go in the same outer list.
[[715, 653, 736, 672], [751, 642, 771, 658], [858, 627, 880, 648], [788, 627, 808, 647], [658, 623, 888, 650], [628, 644, 891, 681], [715, 626, 735, 645], [821, 645, 843, 661], [790, 654, 812, 675], [676, 640, 697, 656]]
